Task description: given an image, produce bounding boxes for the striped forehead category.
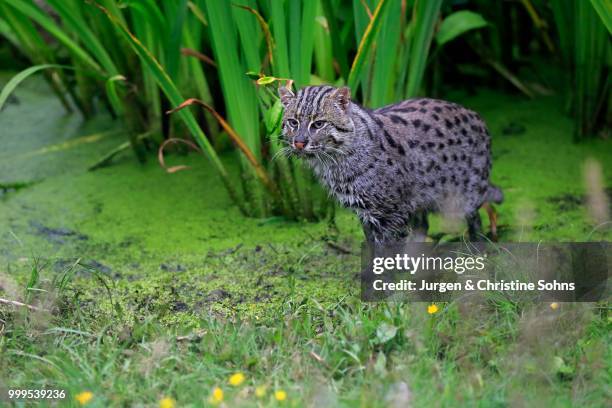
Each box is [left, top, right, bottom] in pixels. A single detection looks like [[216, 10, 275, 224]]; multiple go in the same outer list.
[[295, 86, 335, 117]]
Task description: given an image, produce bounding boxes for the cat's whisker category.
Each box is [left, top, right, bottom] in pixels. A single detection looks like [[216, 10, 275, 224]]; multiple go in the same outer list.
[[271, 147, 293, 162], [322, 151, 338, 166], [324, 146, 347, 157]]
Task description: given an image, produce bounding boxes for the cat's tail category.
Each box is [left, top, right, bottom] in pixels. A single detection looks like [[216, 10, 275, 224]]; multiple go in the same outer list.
[[486, 184, 504, 204]]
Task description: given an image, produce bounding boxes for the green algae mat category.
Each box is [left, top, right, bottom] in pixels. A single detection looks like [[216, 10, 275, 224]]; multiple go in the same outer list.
[[0, 77, 610, 406]]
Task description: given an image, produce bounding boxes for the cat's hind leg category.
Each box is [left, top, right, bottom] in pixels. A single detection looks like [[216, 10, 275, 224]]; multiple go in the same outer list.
[[408, 210, 429, 242], [466, 210, 484, 241]]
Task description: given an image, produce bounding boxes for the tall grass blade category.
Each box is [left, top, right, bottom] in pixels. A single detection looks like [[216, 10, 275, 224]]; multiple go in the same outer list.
[[321, 0, 349, 79], [104, 75, 126, 116], [234, 4, 275, 66], [369, 0, 401, 106], [269, 0, 290, 77], [204, 0, 264, 216], [574, 0, 609, 139], [313, 10, 335, 83], [404, 0, 442, 97], [46, 0, 119, 75], [589, 0, 612, 34], [297, 1, 317, 86], [288, 0, 302, 84], [0, 2, 74, 111], [162, 0, 188, 78], [347, 0, 390, 91]]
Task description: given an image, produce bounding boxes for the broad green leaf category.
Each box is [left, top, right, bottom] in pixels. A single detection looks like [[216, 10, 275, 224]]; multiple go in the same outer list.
[[436, 10, 489, 46]]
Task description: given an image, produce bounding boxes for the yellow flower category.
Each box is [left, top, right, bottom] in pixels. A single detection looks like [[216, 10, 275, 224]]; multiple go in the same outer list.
[[159, 397, 176, 408], [209, 387, 224, 405], [275, 390, 287, 401], [255, 385, 267, 398], [550, 302, 559, 310], [75, 391, 94, 405], [228, 372, 245, 386], [427, 304, 439, 314]]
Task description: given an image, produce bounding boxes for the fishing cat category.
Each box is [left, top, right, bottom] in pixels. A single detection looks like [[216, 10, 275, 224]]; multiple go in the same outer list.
[[278, 85, 502, 245]]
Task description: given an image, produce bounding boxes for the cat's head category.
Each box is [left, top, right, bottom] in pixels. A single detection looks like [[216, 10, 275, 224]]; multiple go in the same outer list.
[[278, 85, 355, 157]]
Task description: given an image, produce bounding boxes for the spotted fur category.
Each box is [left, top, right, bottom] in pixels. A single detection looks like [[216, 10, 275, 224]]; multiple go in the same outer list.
[[279, 85, 503, 244]]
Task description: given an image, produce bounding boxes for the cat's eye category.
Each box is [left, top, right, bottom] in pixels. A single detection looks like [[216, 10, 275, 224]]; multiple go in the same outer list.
[[286, 118, 299, 128], [312, 120, 326, 129]]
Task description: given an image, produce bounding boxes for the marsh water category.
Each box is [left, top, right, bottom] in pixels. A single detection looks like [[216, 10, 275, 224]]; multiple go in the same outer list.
[[1, 73, 610, 322]]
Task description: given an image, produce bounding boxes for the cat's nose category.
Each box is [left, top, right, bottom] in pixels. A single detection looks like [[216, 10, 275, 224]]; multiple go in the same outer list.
[[295, 142, 305, 150]]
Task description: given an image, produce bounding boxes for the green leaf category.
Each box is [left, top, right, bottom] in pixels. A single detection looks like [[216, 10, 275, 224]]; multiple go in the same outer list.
[[105, 75, 127, 116], [376, 323, 398, 344], [553, 356, 574, 375], [0, 64, 71, 111], [264, 99, 283, 134], [436, 10, 489, 47], [256, 76, 278, 85], [590, 0, 612, 34]]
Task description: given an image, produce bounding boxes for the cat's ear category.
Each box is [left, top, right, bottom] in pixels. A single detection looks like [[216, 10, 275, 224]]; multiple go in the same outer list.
[[332, 87, 351, 112], [278, 86, 295, 108]]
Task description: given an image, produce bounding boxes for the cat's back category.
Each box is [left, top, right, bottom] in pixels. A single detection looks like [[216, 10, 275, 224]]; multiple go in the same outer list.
[[373, 97, 490, 159], [370, 97, 492, 208]]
